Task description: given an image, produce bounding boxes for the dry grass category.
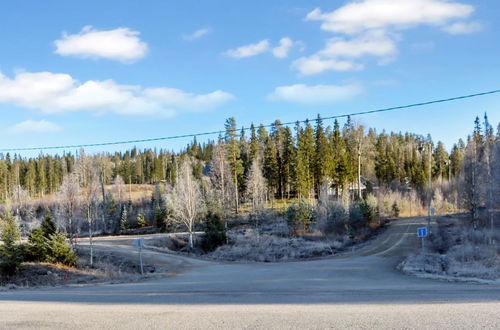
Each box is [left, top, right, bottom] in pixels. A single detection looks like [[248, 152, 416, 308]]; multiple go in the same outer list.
[[208, 228, 348, 262], [400, 216, 500, 280]]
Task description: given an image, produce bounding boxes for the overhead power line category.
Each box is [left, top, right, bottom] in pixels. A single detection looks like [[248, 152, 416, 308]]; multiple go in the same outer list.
[[2, 89, 499, 153]]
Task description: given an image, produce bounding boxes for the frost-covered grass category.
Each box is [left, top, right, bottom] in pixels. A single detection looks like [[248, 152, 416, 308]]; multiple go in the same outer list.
[[208, 229, 348, 262], [400, 216, 500, 280]]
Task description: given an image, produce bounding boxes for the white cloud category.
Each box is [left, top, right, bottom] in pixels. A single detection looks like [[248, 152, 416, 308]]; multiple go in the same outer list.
[[223, 40, 270, 58], [442, 21, 482, 34], [268, 83, 362, 105], [0, 71, 234, 118], [318, 31, 397, 59], [292, 55, 362, 76], [299, 0, 479, 75], [272, 37, 295, 58], [306, 0, 474, 35], [54, 26, 148, 63], [183, 28, 211, 41], [7, 120, 61, 134]]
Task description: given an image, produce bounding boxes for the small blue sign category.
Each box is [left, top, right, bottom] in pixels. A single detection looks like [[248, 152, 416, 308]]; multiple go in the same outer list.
[[135, 238, 144, 248], [417, 227, 428, 238]]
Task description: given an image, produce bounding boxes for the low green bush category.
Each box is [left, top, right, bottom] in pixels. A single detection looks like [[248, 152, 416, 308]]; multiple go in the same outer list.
[[286, 199, 315, 234], [202, 212, 227, 252]]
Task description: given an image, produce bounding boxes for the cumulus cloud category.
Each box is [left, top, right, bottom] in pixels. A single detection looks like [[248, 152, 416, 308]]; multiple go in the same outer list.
[[442, 21, 482, 34], [0, 71, 234, 118], [292, 56, 362, 76], [183, 28, 211, 41], [7, 120, 61, 134], [299, 0, 479, 75], [272, 37, 298, 58], [224, 38, 302, 59], [223, 40, 270, 58], [318, 31, 397, 59], [54, 26, 148, 63], [305, 0, 474, 34], [268, 83, 362, 105]]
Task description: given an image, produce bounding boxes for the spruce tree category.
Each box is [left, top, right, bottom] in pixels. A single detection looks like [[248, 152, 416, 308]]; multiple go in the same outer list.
[[314, 115, 331, 195], [224, 117, 244, 213], [295, 121, 315, 198], [41, 211, 57, 239], [0, 212, 22, 276]]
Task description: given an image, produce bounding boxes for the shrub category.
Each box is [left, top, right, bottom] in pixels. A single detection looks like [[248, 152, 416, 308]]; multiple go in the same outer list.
[[46, 232, 77, 266], [202, 212, 227, 252], [120, 207, 128, 230], [348, 202, 364, 236], [25, 228, 50, 262], [137, 213, 147, 227], [0, 212, 23, 277], [361, 194, 379, 224], [316, 202, 348, 235], [25, 225, 77, 267], [391, 201, 400, 217], [154, 206, 167, 230], [285, 199, 315, 234]]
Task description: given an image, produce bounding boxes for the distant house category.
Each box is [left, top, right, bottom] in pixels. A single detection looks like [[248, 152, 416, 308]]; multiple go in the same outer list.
[[327, 177, 377, 198]]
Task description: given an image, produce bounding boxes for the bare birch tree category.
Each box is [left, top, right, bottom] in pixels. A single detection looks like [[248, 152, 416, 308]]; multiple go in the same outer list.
[[245, 158, 267, 213], [209, 140, 235, 217], [56, 173, 81, 246], [166, 158, 204, 249], [76, 150, 101, 266]]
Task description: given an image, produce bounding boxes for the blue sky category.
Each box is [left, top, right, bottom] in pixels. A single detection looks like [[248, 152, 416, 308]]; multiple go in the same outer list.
[[0, 0, 498, 155]]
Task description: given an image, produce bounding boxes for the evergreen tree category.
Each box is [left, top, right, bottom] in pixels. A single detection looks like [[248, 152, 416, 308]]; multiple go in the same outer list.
[[281, 127, 296, 198], [41, 211, 57, 238], [0, 212, 22, 276], [295, 121, 315, 198], [249, 124, 259, 163], [450, 139, 465, 177], [314, 115, 331, 195], [263, 135, 279, 199], [225, 117, 244, 213], [330, 120, 349, 196], [201, 212, 227, 252], [120, 207, 128, 230]]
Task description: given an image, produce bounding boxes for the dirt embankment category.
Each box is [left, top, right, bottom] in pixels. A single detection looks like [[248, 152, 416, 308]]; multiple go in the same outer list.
[[0, 248, 159, 289]]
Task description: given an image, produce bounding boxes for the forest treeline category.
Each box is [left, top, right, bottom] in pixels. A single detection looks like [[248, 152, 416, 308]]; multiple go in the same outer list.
[[2, 114, 494, 203]]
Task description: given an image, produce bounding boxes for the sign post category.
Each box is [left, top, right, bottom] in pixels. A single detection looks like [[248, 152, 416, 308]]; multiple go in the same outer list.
[[135, 238, 144, 276], [417, 227, 428, 252]]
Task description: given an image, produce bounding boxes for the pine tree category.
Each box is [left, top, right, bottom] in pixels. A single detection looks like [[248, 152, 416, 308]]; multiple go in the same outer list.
[[295, 121, 315, 199], [314, 115, 330, 196], [249, 124, 259, 163], [225, 117, 244, 213], [263, 135, 279, 199], [450, 139, 465, 177], [330, 120, 349, 196], [281, 127, 296, 199], [433, 141, 449, 181]]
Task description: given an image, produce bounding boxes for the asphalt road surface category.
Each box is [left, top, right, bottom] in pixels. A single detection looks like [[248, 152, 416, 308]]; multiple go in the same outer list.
[[1, 217, 499, 329]]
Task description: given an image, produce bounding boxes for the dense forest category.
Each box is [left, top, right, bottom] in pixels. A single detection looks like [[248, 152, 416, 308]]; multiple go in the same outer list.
[[0, 112, 497, 269], [2, 114, 493, 203]]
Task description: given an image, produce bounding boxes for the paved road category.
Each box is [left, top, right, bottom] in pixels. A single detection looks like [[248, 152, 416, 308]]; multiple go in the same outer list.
[[1, 217, 499, 329]]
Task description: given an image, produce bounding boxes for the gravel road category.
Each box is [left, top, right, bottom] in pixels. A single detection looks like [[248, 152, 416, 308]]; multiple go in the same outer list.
[[1, 216, 499, 329]]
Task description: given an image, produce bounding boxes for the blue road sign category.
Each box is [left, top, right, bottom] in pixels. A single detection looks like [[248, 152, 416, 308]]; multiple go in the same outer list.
[[135, 238, 144, 248], [417, 227, 428, 238]]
